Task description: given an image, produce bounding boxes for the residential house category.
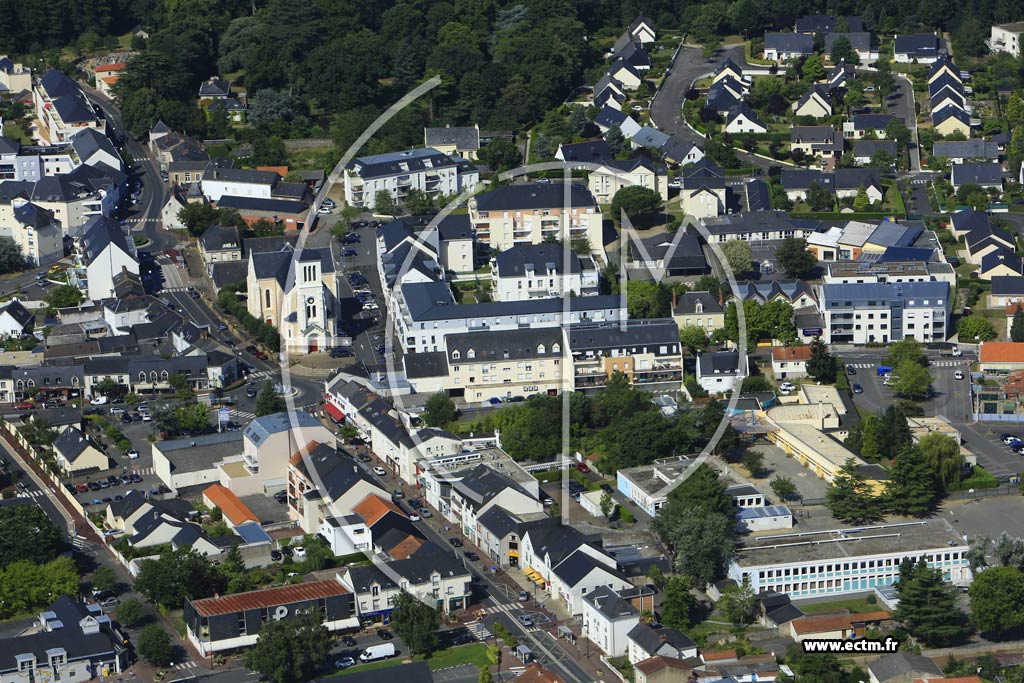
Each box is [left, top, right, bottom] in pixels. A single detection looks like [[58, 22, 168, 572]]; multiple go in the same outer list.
[[706, 78, 744, 116], [151, 432, 244, 494], [928, 54, 963, 84], [4, 199, 63, 266], [589, 156, 669, 203], [835, 167, 884, 203], [764, 33, 814, 61], [950, 209, 992, 239], [594, 75, 626, 110], [989, 22, 1024, 56], [990, 275, 1024, 307], [824, 32, 878, 62], [0, 596, 128, 681], [772, 345, 812, 379], [593, 106, 642, 137], [550, 547, 632, 616], [868, 653, 944, 683], [662, 136, 704, 166], [225, 411, 335, 497], [788, 612, 893, 642], [634, 657, 696, 683], [198, 224, 243, 267], [70, 128, 123, 173], [161, 190, 189, 231], [679, 159, 726, 219], [672, 291, 725, 334], [491, 243, 599, 301], [894, 34, 944, 63], [567, 319, 684, 393], [826, 61, 855, 91], [780, 169, 834, 203], [626, 623, 699, 665], [932, 140, 999, 164], [79, 215, 137, 302], [0, 56, 31, 94], [843, 113, 895, 139], [933, 107, 972, 138], [343, 148, 479, 211], [629, 231, 709, 277], [930, 85, 966, 115], [245, 246, 341, 354], [732, 279, 818, 308], [0, 300, 33, 338], [951, 162, 1002, 191], [853, 140, 898, 165], [198, 77, 231, 101], [615, 41, 651, 71], [105, 490, 220, 560], [724, 105, 768, 134], [702, 212, 824, 245], [696, 351, 748, 394], [792, 86, 833, 119], [556, 140, 611, 164], [820, 281, 951, 344], [206, 97, 246, 124], [607, 60, 644, 91], [627, 16, 657, 44], [713, 59, 746, 86], [468, 183, 603, 255], [979, 250, 1024, 279], [790, 126, 843, 163], [447, 462, 544, 545], [424, 125, 481, 160], [630, 126, 670, 150], [53, 426, 107, 474], [580, 586, 640, 657]]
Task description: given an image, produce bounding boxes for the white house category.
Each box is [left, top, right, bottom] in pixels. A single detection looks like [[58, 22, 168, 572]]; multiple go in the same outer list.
[[201, 168, 278, 202], [0, 299, 33, 338], [696, 350, 747, 394], [550, 548, 632, 617], [724, 106, 768, 134], [581, 586, 640, 657], [80, 215, 138, 302], [491, 243, 599, 301], [990, 22, 1024, 57]]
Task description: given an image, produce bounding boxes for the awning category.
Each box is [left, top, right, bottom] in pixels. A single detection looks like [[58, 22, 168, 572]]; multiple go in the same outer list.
[[324, 403, 345, 422], [508, 550, 520, 557]]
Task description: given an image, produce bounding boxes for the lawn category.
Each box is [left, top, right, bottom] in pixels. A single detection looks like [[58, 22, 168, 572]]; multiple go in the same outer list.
[[799, 597, 884, 615], [329, 643, 490, 677]]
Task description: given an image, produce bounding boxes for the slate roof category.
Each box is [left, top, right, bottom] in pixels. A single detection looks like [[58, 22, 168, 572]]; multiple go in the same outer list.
[[251, 247, 333, 287], [210, 260, 249, 288], [630, 231, 708, 272], [867, 221, 922, 248], [794, 86, 832, 113], [199, 224, 241, 252], [699, 350, 742, 375], [791, 126, 836, 144], [348, 148, 470, 178], [495, 243, 583, 277], [764, 33, 814, 54], [204, 167, 278, 185], [477, 506, 519, 538], [853, 140, 898, 158], [868, 653, 943, 683], [53, 427, 92, 461], [552, 549, 623, 587], [894, 34, 942, 58], [951, 162, 1003, 186], [825, 32, 872, 52], [726, 104, 766, 130], [932, 140, 999, 160], [662, 135, 700, 163], [981, 249, 1024, 275], [70, 128, 119, 167], [631, 126, 670, 148], [243, 411, 320, 446], [780, 169, 834, 192], [674, 291, 723, 315], [452, 464, 533, 511], [558, 140, 612, 163], [989, 275, 1024, 295], [851, 113, 895, 131], [424, 126, 480, 152], [39, 69, 95, 123], [583, 585, 637, 620], [293, 442, 379, 502], [12, 201, 55, 229], [446, 326, 564, 364], [593, 106, 628, 129], [567, 320, 681, 352], [835, 167, 882, 191], [199, 77, 230, 97], [627, 622, 697, 656], [81, 215, 132, 266], [474, 183, 597, 211]]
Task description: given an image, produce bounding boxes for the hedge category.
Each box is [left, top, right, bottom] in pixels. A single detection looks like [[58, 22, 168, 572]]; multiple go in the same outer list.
[[216, 286, 281, 352]]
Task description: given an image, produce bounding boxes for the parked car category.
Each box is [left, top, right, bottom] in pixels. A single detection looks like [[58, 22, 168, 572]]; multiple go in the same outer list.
[[270, 550, 282, 561], [463, 551, 480, 561], [853, 383, 863, 394], [372, 466, 386, 476], [281, 546, 293, 558], [952, 346, 963, 357], [341, 635, 357, 647], [518, 591, 530, 602], [342, 249, 358, 258], [14, 402, 33, 410], [335, 657, 356, 669], [127, 449, 139, 459], [75, 483, 89, 493], [293, 546, 306, 559], [575, 462, 590, 473], [378, 629, 393, 640], [518, 615, 534, 627], [954, 370, 965, 380], [448, 537, 463, 547]]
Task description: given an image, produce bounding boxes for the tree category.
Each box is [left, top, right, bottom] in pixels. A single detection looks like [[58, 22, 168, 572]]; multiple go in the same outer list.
[[770, 476, 797, 501], [654, 506, 737, 587], [720, 240, 752, 276], [826, 459, 882, 524], [869, 150, 896, 170], [138, 625, 174, 667], [1012, 305, 1024, 343], [0, 504, 63, 568], [742, 450, 766, 478], [679, 326, 709, 355], [92, 566, 118, 593], [659, 575, 696, 630], [134, 548, 225, 609], [423, 392, 457, 427], [806, 337, 837, 383], [0, 238, 26, 274], [478, 138, 521, 172], [829, 35, 854, 64], [116, 598, 145, 628], [244, 611, 332, 683], [895, 558, 968, 646], [600, 490, 614, 518], [627, 281, 671, 319], [391, 592, 441, 655], [719, 575, 757, 628], [892, 361, 932, 401], [917, 432, 965, 490], [45, 285, 83, 311], [805, 181, 833, 211], [248, 89, 292, 124], [255, 381, 285, 417], [884, 445, 939, 516], [253, 135, 287, 166], [404, 188, 435, 215], [970, 566, 1024, 637], [647, 564, 665, 589], [605, 125, 626, 155], [853, 185, 871, 212], [958, 315, 997, 342], [888, 338, 929, 368], [775, 237, 817, 278], [611, 186, 662, 222], [802, 54, 825, 81], [373, 191, 397, 216]]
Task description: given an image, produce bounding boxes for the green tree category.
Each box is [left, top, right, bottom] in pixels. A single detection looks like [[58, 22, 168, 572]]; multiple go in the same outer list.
[[91, 566, 118, 593], [138, 625, 174, 666], [255, 381, 285, 417], [1012, 305, 1024, 343], [605, 125, 626, 156], [895, 558, 968, 646], [869, 150, 896, 170], [653, 506, 737, 587], [116, 598, 145, 628], [678, 326, 709, 355], [742, 450, 766, 478], [478, 138, 521, 172], [917, 432, 965, 490], [134, 548, 225, 609], [0, 238, 26, 274], [45, 285, 83, 311], [853, 185, 871, 212], [958, 315, 997, 342], [806, 337, 837, 383], [244, 611, 332, 683], [770, 476, 797, 501], [423, 392, 457, 427], [719, 575, 757, 628], [374, 191, 397, 216], [805, 181, 833, 211], [175, 403, 211, 434], [826, 459, 882, 524], [786, 645, 844, 683], [775, 237, 817, 278], [627, 281, 671, 319], [391, 592, 441, 655], [892, 361, 932, 401], [600, 490, 614, 518], [647, 564, 665, 589], [888, 338, 929, 368], [611, 186, 662, 222], [659, 575, 696, 630], [720, 240, 752, 276], [884, 445, 939, 516], [802, 54, 825, 81], [404, 188, 435, 215], [969, 565, 1024, 637], [829, 35, 854, 64], [0, 504, 63, 568]]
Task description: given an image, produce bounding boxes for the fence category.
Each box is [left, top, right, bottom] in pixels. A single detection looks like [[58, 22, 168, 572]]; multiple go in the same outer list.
[[974, 413, 1024, 424]]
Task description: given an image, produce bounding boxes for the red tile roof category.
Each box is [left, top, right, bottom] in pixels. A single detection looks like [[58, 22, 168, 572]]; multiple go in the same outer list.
[[702, 649, 737, 662], [514, 664, 565, 683], [203, 484, 259, 526], [635, 656, 694, 675], [791, 611, 891, 635], [353, 494, 404, 526], [190, 579, 349, 617], [980, 342, 1024, 363], [773, 345, 813, 362]]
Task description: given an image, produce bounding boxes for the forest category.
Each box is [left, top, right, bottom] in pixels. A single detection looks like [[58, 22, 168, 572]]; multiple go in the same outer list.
[[2, 0, 1022, 149]]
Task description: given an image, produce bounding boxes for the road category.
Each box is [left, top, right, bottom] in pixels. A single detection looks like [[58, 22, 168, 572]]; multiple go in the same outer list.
[[891, 75, 922, 172]]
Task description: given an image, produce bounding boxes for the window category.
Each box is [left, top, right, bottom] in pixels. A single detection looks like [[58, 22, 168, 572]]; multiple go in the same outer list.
[[265, 289, 272, 308], [452, 350, 460, 360]]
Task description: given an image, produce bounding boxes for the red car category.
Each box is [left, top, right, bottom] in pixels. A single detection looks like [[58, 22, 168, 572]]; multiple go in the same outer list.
[[14, 402, 33, 411], [576, 463, 590, 473]]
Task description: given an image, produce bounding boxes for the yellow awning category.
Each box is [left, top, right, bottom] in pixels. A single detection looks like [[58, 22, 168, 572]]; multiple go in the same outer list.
[[508, 550, 520, 557]]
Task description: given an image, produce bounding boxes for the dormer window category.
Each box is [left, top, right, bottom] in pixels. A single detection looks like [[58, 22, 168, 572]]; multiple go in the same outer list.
[[452, 350, 461, 360], [695, 301, 703, 313], [537, 344, 546, 354], [552, 343, 560, 353], [467, 349, 475, 359]]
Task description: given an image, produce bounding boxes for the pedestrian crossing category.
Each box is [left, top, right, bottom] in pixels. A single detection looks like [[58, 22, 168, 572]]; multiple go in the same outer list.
[[467, 622, 492, 641], [248, 370, 278, 381], [476, 602, 540, 631], [172, 661, 200, 670], [160, 286, 192, 293], [231, 409, 256, 421], [847, 361, 964, 369], [17, 489, 46, 500]]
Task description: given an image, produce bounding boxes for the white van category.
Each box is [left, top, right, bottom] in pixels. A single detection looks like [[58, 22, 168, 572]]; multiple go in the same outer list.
[[359, 643, 396, 662]]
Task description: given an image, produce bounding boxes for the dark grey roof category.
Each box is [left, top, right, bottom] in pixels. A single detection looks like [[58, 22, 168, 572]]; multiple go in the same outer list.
[[474, 183, 597, 211], [204, 167, 278, 185], [403, 351, 448, 379], [616, 40, 651, 69], [401, 280, 620, 322], [567, 320, 680, 354], [215, 195, 308, 214], [53, 427, 92, 461], [868, 653, 943, 683], [951, 162, 1003, 186], [594, 106, 628, 129], [70, 128, 119, 165], [744, 179, 772, 211], [631, 126, 670, 148], [981, 249, 1023, 275], [928, 72, 964, 98], [296, 442, 381, 502], [199, 224, 241, 252], [199, 77, 230, 97], [991, 276, 1024, 295], [584, 585, 638, 620], [453, 465, 532, 512], [552, 549, 624, 586], [824, 32, 871, 52], [348, 148, 469, 178], [0, 299, 33, 329], [522, 521, 592, 567], [928, 54, 960, 79], [477, 506, 519, 538], [894, 34, 941, 57], [210, 260, 249, 288], [726, 104, 766, 130], [764, 33, 814, 54], [39, 70, 95, 123], [81, 215, 133, 266], [835, 167, 882, 191], [251, 247, 333, 287], [447, 326, 564, 364], [243, 234, 298, 257], [437, 214, 471, 241], [0, 136, 19, 155], [790, 125, 836, 144], [853, 140, 898, 157], [558, 140, 612, 163], [950, 209, 989, 233], [424, 126, 480, 151], [851, 113, 895, 131], [631, 231, 708, 273], [674, 291, 723, 315], [780, 169, 834, 192], [662, 135, 699, 164], [627, 622, 697, 656], [930, 87, 965, 109], [933, 140, 999, 159], [207, 97, 245, 112], [699, 350, 742, 375], [794, 86, 832, 112], [494, 243, 582, 277], [388, 543, 469, 584]]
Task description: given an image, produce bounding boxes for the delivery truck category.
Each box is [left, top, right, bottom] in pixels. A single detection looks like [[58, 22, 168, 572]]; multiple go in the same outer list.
[[360, 643, 396, 662]]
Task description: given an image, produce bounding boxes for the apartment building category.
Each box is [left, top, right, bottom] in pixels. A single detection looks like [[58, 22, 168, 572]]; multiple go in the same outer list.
[[468, 183, 603, 254], [568, 319, 683, 393], [491, 243, 599, 301], [0, 56, 31, 94], [819, 281, 950, 344], [823, 261, 956, 287], [344, 147, 479, 210], [33, 69, 105, 144], [990, 22, 1024, 56], [588, 156, 669, 203]]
